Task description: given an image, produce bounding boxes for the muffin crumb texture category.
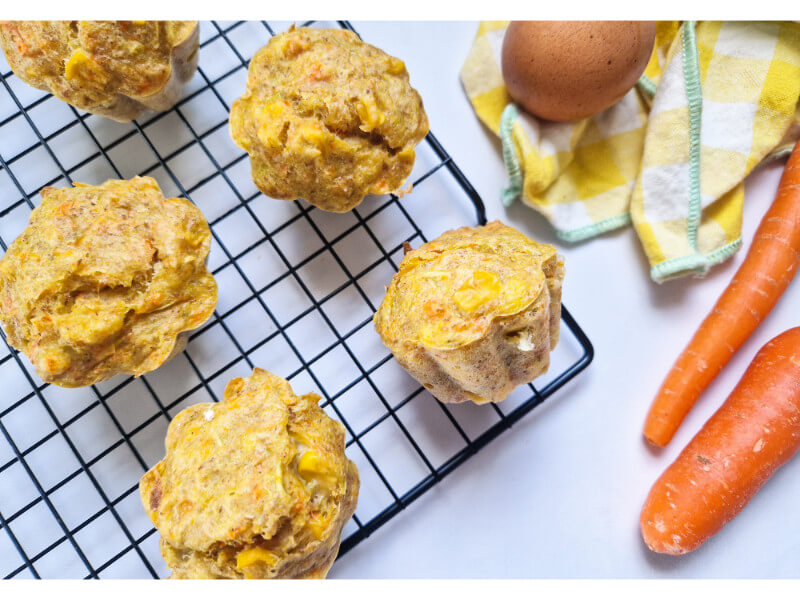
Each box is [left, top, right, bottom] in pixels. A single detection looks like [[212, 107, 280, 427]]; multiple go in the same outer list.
[[0, 176, 217, 387], [230, 27, 429, 212], [140, 368, 359, 579], [374, 221, 564, 404], [0, 20, 199, 121]]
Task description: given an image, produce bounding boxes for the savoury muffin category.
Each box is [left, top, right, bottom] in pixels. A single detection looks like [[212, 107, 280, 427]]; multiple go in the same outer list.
[[0, 176, 217, 387], [0, 21, 198, 121], [140, 368, 359, 579], [374, 221, 563, 405], [229, 26, 429, 213]]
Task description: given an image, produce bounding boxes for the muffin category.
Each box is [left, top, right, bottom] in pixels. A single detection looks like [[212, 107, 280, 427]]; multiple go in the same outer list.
[[229, 26, 429, 213], [140, 368, 359, 579], [0, 176, 217, 387], [0, 21, 198, 121], [374, 221, 563, 405]]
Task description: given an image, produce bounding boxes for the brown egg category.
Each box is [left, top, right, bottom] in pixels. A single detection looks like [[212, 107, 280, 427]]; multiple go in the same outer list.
[[501, 21, 656, 122]]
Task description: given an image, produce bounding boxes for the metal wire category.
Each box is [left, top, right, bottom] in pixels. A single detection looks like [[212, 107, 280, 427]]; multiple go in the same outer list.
[[0, 21, 593, 579]]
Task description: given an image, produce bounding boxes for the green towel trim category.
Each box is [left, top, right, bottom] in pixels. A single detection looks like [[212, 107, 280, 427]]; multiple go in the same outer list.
[[637, 74, 658, 97], [556, 212, 632, 242], [652, 21, 724, 282], [770, 144, 795, 160], [683, 21, 703, 253], [650, 238, 742, 282], [500, 104, 523, 206]]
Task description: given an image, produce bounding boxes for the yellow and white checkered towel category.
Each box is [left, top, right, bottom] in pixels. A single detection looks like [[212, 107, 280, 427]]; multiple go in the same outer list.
[[461, 21, 800, 281]]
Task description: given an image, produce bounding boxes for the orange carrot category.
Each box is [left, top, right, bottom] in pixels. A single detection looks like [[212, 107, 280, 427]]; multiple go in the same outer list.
[[641, 327, 800, 555], [644, 141, 800, 447]]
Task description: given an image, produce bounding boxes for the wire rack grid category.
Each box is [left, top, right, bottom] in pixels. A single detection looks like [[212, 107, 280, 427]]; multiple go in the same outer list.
[[0, 20, 593, 579]]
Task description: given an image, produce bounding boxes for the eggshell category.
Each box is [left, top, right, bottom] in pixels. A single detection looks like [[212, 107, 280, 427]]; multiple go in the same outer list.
[[501, 21, 656, 122]]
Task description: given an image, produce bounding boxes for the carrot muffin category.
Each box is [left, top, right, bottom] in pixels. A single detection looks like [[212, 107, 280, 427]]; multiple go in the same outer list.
[[229, 26, 429, 213], [140, 368, 359, 579], [0, 21, 198, 121], [374, 221, 564, 405], [0, 176, 217, 387]]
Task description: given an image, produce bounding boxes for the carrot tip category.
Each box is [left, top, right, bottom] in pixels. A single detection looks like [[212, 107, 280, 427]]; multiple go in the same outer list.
[[644, 434, 667, 448]]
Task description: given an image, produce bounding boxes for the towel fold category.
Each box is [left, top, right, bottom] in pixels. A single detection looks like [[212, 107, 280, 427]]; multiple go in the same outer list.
[[461, 21, 800, 281]]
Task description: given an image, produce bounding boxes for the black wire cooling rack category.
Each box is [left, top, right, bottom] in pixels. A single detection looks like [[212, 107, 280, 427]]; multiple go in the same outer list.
[[0, 20, 593, 579]]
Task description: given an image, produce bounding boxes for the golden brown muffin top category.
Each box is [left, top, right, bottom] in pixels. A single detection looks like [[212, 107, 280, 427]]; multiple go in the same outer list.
[[140, 368, 359, 579], [0, 21, 197, 111], [230, 26, 429, 212], [374, 221, 558, 349], [0, 176, 216, 387]]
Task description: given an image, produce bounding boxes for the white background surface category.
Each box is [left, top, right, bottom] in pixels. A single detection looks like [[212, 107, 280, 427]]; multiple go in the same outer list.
[[0, 19, 798, 581], [332, 21, 800, 578]]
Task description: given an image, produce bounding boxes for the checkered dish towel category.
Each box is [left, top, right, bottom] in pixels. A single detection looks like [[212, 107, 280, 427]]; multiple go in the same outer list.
[[461, 21, 800, 281]]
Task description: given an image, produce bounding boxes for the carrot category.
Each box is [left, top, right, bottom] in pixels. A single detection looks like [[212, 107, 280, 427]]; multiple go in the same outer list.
[[641, 327, 800, 555], [644, 141, 800, 447]]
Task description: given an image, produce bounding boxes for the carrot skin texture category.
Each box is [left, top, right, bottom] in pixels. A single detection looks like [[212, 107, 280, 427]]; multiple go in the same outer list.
[[641, 327, 800, 555], [644, 143, 800, 447]]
